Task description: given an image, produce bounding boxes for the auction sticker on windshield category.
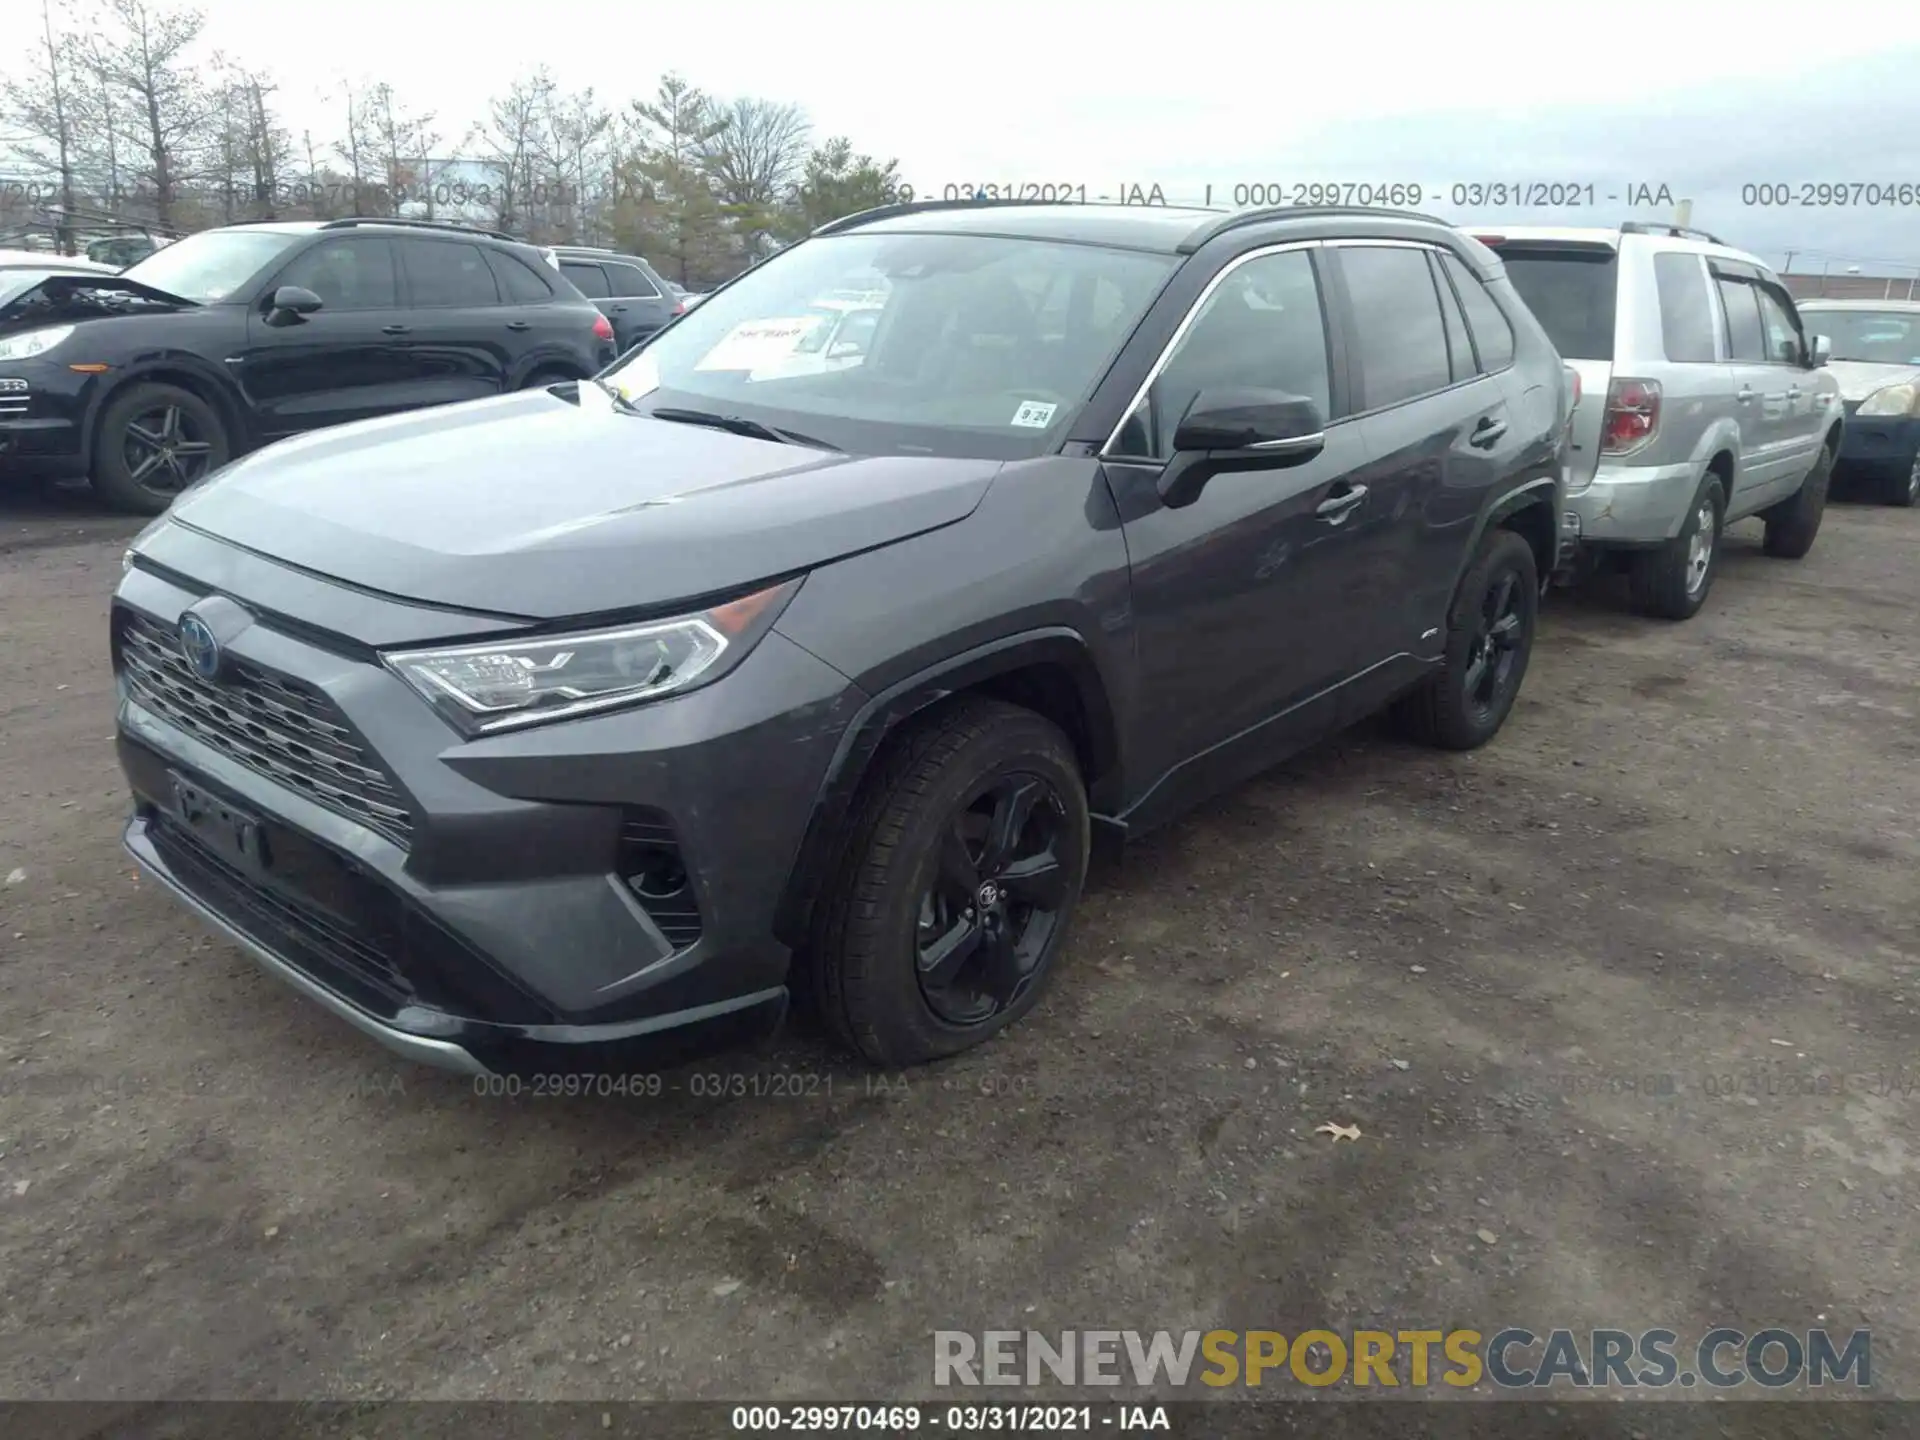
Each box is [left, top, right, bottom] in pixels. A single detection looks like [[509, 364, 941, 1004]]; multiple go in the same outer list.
[[1010, 400, 1058, 428], [695, 318, 819, 372]]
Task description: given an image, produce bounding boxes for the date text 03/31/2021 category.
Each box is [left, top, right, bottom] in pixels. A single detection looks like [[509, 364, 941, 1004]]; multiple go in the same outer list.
[[928, 181, 1679, 209]]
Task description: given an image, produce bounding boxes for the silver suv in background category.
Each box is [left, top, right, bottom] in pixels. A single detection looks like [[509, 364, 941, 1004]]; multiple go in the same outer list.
[[1794, 298, 1920, 507], [1476, 223, 1844, 620]]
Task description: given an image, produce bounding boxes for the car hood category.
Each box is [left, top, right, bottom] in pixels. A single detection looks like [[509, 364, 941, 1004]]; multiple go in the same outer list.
[[167, 383, 1003, 620], [1824, 359, 1920, 404], [0, 274, 196, 335]]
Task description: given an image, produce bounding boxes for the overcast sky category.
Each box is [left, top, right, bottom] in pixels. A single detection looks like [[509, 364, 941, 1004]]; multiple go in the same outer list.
[[15, 0, 1920, 276]]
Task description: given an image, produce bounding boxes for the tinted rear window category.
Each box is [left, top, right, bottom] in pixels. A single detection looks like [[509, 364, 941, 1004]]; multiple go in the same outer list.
[[1496, 247, 1618, 361]]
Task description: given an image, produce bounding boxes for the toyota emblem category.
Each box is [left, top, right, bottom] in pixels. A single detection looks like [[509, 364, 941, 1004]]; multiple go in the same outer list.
[[178, 612, 223, 682]]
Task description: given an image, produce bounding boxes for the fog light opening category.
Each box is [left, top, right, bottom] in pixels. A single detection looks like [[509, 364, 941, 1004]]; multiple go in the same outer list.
[[626, 851, 689, 902]]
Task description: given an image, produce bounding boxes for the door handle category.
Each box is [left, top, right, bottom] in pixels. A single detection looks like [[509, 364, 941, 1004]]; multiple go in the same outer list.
[[505, 320, 532, 332], [1736, 386, 1754, 404], [1470, 416, 1508, 448], [381, 324, 410, 335], [1315, 484, 1368, 519]]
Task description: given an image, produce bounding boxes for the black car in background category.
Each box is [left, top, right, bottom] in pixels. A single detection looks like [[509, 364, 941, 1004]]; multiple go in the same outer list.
[[112, 199, 1571, 1077], [551, 245, 684, 353], [0, 217, 616, 514]]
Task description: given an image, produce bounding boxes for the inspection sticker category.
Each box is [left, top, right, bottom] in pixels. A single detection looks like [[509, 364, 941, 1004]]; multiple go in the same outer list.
[[1009, 399, 1058, 428]]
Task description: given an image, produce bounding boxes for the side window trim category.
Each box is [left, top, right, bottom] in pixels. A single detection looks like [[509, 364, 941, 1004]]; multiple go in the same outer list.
[[1436, 249, 1518, 379], [1098, 239, 1334, 460], [1430, 250, 1483, 378], [1325, 239, 1486, 416]]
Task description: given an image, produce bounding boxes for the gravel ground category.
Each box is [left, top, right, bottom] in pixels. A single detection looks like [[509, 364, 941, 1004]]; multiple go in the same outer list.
[[0, 483, 1915, 1421]]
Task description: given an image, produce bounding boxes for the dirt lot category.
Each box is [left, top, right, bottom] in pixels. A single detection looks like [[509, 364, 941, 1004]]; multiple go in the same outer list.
[[0, 483, 1915, 1417]]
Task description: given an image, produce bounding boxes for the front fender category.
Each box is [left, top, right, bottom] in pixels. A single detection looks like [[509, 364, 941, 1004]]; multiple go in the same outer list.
[[81, 351, 256, 467], [769, 627, 1121, 949]]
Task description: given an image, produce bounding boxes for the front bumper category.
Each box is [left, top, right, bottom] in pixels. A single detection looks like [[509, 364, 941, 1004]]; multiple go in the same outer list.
[[1564, 457, 1700, 546], [112, 549, 866, 1075], [0, 360, 95, 476], [1834, 411, 1920, 481]]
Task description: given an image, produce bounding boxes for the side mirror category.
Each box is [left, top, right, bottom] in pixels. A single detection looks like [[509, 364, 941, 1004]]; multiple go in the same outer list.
[[266, 285, 323, 321], [1158, 389, 1327, 507], [1808, 334, 1831, 368]]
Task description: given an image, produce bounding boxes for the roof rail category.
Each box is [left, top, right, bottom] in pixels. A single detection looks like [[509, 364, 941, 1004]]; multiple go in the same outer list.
[[1620, 220, 1725, 246], [320, 215, 517, 242], [1178, 203, 1453, 253], [812, 195, 1082, 237], [550, 243, 618, 254]]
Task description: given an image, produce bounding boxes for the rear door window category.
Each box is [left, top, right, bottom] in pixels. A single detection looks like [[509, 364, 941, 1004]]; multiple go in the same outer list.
[[1496, 246, 1618, 361], [1653, 252, 1718, 363], [1339, 244, 1452, 409], [561, 261, 610, 299], [399, 240, 500, 308], [487, 249, 557, 303]]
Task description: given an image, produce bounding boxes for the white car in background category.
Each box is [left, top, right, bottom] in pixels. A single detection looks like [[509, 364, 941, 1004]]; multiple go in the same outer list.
[[0, 248, 121, 275], [743, 296, 882, 380]]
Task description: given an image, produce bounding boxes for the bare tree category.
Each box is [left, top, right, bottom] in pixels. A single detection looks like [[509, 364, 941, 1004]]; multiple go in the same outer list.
[[240, 71, 287, 218], [334, 80, 378, 215], [541, 85, 612, 244], [698, 96, 810, 257], [469, 69, 554, 233], [84, 0, 214, 227], [1, 0, 84, 250]]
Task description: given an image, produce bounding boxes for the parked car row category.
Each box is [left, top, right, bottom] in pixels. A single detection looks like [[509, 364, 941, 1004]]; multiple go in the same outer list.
[[95, 197, 1895, 1084], [0, 218, 710, 513]]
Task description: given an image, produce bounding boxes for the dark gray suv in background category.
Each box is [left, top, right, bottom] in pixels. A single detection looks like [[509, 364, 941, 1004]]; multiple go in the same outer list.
[[112, 199, 1571, 1076]]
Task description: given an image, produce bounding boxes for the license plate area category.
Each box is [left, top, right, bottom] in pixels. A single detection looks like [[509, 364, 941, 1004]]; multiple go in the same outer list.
[[170, 770, 270, 878]]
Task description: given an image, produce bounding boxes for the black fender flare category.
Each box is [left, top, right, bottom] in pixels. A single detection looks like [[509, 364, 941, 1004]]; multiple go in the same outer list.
[[81, 354, 256, 470], [1455, 475, 1560, 595], [771, 626, 1121, 948]]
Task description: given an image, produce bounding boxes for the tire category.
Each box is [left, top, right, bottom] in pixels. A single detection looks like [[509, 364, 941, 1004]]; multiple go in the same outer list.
[[1763, 443, 1833, 556], [1629, 474, 1724, 620], [810, 698, 1090, 1067], [90, 381, 231, 516], [1392, 526, 1538, 752], [1880, 449, 1920, 508]]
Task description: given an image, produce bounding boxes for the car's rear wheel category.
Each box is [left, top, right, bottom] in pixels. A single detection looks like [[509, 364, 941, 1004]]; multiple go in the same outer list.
[[1392, 526, 1538, 751], [811, 698, 1089, 1067], [1763, 443, 1833, 556], [90, 382, 230, 516], [1630, 474, 1724, 619]]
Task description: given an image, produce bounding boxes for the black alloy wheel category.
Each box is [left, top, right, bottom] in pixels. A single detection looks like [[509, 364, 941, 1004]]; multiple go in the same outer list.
[[914, 772, 1071, 1026], [1463, 567, 1526, 725], [122, 400, 218, 494]]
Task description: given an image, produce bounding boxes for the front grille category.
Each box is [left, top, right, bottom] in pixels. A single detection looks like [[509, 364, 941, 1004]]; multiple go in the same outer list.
[[117, 610, 414, 848], [149, 815, 412, 1000]]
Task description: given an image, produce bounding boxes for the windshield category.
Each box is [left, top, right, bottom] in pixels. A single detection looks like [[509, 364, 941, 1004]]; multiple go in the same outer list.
[[1801, 309, 1920, 366], [602, 231, 1178, 459], [1498, 248, 1619, 361], [121, 229, 306, 303]]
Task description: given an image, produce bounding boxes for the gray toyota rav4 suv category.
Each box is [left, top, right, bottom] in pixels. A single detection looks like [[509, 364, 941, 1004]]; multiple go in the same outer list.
[[113, 200, 1572, 1076], [1480, 223, 1844, 619]]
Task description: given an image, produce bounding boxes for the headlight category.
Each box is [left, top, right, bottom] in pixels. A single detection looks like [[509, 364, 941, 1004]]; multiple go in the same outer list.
[[1857, 382, 1920, 417], [384, 578, 800, 734], [0, 325, 75, 362]]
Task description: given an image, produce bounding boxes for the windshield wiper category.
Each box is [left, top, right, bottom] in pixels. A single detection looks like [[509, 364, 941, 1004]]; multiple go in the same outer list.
[[647, 405, 839, 451]]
